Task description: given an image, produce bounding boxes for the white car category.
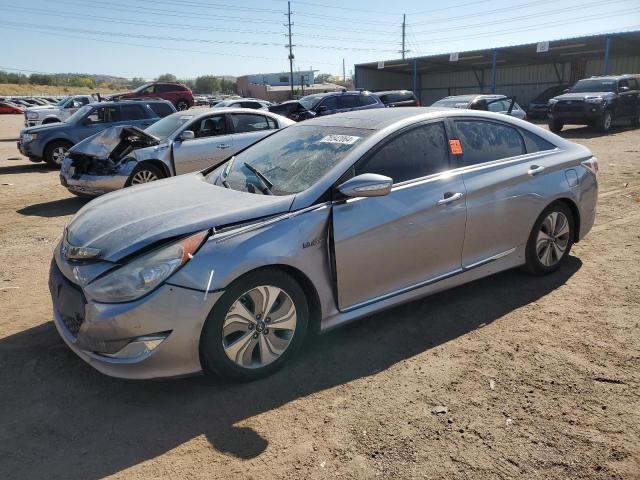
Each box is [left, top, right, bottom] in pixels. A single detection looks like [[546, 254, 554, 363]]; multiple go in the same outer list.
[[24, 95, 96, 127], [213, 98, 272, 110]]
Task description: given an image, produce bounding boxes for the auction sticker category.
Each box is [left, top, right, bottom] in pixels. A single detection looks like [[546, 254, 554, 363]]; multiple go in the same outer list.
[[319, 134, 361, 145]]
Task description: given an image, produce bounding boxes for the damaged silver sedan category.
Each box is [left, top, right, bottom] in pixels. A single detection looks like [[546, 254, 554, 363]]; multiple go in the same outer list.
[[59, 108, 294, 197], [50, 108, 597, 381]]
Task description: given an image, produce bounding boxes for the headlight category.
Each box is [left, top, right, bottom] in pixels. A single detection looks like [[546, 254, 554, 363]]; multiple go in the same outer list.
[[584, 96, 604, 104], [548, 98, 559, 105], [21, 133, 37, 142], [84, 230, 208, 303], [27, 112, 39, 119]]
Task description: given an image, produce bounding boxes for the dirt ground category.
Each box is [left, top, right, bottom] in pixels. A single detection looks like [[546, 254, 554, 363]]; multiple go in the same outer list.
[[0, 112, 638, 480]]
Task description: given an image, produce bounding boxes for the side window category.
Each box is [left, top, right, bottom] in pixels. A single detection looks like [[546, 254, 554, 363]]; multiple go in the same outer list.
[[155, 84, 176, 93], [628, 78, 638, 90], [139, 85, 154, 94], [520, 129, 556, 153], [78, 97, 90, 106], [618, 79, 629, 90], [455, 120, 525, 166], [86, 106, 120, 124], [193, 115, 226, 138], [241, 101, 262, 109], [231, 113, 270, 133], [338, 95, 358, 109], [487, 100, 503, 112], [358, 95, 377, 106], [147, 102, 174, 117], [266, 117, 277, 129], [120, 104, 146, 120], [355, 122, 449, 183], [320, 96, 338, 110]]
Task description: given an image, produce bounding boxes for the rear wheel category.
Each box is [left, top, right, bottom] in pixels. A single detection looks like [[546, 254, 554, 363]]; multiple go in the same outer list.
[[524, 202, 574, 275], [176, 100, 189, 111], [200, 269, 309, 381], [596, 110, 613, 132], [548, 118, 564, 133], [44, 140, 72, 167], [125, 163, 164, 186]]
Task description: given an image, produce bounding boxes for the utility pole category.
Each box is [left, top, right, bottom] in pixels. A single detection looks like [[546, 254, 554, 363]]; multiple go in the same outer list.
[[401, 14, 406, 60], [286, 1, 295, 98], [342, 58, 346, 82]]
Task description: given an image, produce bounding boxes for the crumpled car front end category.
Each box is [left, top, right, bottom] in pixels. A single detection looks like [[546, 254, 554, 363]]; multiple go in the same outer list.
[[60, 126, 161, 197]]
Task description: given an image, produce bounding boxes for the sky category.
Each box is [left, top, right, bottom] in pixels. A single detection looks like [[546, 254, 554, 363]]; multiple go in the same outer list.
[[1, 0, 639, 80]]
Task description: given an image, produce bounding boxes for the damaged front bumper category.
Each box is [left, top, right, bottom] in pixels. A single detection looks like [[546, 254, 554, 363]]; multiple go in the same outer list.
[[60, 157, 133, 197], [49, 253, 224, 379]]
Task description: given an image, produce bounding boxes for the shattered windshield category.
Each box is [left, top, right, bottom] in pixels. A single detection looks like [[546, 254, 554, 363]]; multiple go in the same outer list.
[[206, 125, 374, 196], [144, 113, 194, 139]]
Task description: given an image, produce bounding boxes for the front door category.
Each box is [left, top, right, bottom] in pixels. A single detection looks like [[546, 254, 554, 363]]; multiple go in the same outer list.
[[332, 121, 467, 310], [172, 114, 233, 174]]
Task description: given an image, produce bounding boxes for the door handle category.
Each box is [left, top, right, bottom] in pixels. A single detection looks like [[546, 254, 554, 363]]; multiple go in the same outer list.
[[528, 165, 545, 176], [217, 143, 231, 149], [437, 192, 464, 206]]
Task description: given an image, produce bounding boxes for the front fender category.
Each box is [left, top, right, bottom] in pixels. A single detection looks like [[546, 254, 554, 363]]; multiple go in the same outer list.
[[168, 204, 335, 319]]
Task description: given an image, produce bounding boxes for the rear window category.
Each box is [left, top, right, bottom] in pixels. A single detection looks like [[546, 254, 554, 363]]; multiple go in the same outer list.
[[147, 102, 174, 118], [455, 120, 525, 166], [358, 95, 377, 106]]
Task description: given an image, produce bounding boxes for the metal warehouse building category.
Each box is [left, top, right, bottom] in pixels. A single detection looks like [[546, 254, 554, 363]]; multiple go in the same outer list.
[[354, 30, 640, 107]]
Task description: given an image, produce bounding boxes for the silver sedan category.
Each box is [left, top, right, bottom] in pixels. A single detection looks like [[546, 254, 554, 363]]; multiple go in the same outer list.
[[49, 108, 598, 380]]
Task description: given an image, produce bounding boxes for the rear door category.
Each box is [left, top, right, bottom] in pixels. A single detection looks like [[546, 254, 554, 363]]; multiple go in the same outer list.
[[337, 94, 358, 113], [172, 113, 233, 174], [452, 118, 558, 268], [228, 112, 277, 150], [618, 78, 638, 118], [332, 121, 467, 310], [119, 103, 155, 128]]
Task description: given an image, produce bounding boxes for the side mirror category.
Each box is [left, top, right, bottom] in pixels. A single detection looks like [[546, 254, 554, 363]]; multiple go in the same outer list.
[[337, 173, 392, 198], [619, 86, 630, 92], [563, 88, 570, 94], [179, 130, 195, 141], [317, 105, 328, 114]]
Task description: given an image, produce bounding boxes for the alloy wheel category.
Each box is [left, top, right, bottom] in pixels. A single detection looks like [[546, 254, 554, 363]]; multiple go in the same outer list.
[[52, 146, 67, 166], [131, 169, 159, 184], [536, 211, 570, 267], [222, 285, 297, 369], [604, 112, 612, 130]]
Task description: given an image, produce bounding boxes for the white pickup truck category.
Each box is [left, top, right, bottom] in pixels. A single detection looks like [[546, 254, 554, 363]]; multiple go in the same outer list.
[[24, 95, 99, 127]]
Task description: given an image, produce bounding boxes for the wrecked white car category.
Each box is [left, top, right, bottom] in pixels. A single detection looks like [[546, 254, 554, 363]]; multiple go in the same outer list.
[[59, 108, 294, 197]]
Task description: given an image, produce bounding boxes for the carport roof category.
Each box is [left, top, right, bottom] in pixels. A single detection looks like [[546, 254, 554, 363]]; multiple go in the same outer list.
[[355, 30, 640, 75]]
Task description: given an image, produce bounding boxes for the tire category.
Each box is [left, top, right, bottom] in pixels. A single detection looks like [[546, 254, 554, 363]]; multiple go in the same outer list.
[[125, 163, 164, 187], [523, 202, 574, 276], [596, 110, 613, 132], [200, 268, 309, 381], [176, 100, 189, 111], [548, 118, 564, 133], [44, 140, 72, 168]]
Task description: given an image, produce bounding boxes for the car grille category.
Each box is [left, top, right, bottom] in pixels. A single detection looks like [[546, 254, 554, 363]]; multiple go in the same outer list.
[[555, 101, 584, 113], [49, 260, 87, 339]]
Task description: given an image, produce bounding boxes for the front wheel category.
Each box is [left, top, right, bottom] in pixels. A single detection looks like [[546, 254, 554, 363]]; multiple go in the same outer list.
[[125, 163, 164, 186], [596, 110, 613, 132], [523, 202, 574, 275], [548, 118, 564, 133], [44, 140, 72, 167], [200, 269, 309, 381]]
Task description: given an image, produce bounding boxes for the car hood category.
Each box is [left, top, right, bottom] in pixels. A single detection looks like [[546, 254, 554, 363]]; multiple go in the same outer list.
[[553, 92, 614, 101], [69, 125, 159, 161], [66, 173, 295, 262], [21, 121, 70, 135], [25, 105, 56, 112]]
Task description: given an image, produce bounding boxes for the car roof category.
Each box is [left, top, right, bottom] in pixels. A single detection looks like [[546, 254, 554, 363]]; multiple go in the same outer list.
[[375, 90, 414, 95], [164, 107, 294, 123], [301, 90, 374, 99], [86, 99, 172, 107]]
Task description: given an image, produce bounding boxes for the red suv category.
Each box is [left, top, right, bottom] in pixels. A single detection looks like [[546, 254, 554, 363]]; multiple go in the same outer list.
[[111, 82, 194, 111]]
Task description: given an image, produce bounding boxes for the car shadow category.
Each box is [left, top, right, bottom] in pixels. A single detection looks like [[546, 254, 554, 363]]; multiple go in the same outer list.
[[557, 125, 635, 139], [17, 197, 88, 217], [0, 257, 582, 479], [0, 163, 54, 175]]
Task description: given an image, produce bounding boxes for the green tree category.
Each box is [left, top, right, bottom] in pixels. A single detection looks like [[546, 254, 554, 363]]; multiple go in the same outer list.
[[220, 79, 236, 94], [194, 75, 220, 94], [0, 71, 8, 83], [315, 73, 333, 83], [156, 73, 177, 82], [129, 77, 148, 88]]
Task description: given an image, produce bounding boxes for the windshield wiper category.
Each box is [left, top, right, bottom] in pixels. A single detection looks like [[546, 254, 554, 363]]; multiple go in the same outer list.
[[220, 156, 235, 188], [243, 162, 273, 195]]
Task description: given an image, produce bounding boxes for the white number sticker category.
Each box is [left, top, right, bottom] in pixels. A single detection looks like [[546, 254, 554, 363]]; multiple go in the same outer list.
[[319, 135, 361, 145]]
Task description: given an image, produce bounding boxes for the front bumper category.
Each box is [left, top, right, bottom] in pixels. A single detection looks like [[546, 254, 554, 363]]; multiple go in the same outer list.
[[60, 160, 133, 197], [549, 102, 607, 122], [49, 258, 224, 379], [17, 140, 40, 160]]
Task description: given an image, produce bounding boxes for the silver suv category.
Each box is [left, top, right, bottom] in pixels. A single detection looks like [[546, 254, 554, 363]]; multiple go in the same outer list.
[[24, 95, 97, 126]]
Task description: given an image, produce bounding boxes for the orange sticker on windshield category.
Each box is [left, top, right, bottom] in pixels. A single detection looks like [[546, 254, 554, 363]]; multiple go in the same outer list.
[[449, 139, 463, 155]]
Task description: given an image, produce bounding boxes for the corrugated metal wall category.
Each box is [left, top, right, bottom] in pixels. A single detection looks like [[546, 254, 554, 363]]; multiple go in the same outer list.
[[356, 54, 640, 107]]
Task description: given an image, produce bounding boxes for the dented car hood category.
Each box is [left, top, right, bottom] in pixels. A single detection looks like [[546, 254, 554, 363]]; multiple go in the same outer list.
[[66, 173, 294, 262], [69, 125, 160, 161]]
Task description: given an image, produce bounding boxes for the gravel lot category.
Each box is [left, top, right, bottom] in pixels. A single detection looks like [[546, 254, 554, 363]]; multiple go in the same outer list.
[[0, 113, 638, 479]]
